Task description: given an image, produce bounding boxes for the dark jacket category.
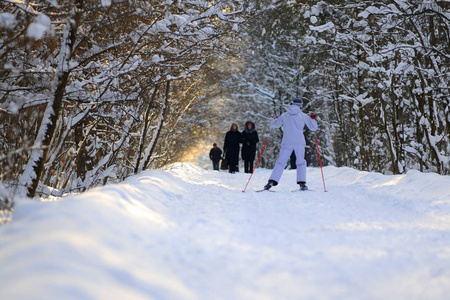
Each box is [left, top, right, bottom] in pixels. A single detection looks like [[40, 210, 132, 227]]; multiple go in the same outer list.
[[223, 125, 241, 166], [209, 147, 223, 162], [241, 121, 259, 161]]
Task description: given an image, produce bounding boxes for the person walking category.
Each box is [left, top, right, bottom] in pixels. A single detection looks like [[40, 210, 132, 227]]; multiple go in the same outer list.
[[241, 121, 259, 173], [209, 143, 223, 171], [290, 151, 297, 169], [223, 123, 241, 174], [264, 98, 318, 191]]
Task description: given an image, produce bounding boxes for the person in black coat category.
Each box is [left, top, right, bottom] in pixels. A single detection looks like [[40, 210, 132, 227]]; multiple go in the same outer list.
[[223, 123, 241, 174], [241, 121, 259, 173], [290, 151, 297, 169], [209, 143, 223, 171]]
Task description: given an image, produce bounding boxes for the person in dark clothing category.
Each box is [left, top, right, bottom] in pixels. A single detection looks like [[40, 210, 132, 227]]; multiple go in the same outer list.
[[223, 123, 241, 174], [241, 121, 259, 173], [209, 143, 223, 171], [290, 151, 297, 169]]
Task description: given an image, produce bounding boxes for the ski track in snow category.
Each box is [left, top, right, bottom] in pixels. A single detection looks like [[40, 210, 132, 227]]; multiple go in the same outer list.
[[1, 163, 450, 300]]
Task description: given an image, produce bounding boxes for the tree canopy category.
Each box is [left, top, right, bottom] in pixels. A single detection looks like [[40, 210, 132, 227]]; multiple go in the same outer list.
[[1, 0, 448, 202]]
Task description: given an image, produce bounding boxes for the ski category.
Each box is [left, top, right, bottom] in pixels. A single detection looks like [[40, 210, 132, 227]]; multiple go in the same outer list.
[[255, 189, 314, 192]]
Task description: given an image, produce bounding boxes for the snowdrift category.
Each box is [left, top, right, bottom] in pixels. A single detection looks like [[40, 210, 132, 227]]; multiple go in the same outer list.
[[1, 163, 450, 300]]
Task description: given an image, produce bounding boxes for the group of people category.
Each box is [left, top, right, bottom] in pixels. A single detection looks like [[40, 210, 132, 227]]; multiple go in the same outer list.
[[209, 120, 259, 174], [209, 98, 318, 191]]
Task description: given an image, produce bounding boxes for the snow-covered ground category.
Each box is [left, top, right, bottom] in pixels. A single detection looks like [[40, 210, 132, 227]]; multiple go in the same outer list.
[[1, 163, 450, 300]]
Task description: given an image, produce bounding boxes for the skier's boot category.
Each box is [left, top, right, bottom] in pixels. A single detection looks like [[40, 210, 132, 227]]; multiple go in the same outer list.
[[298, 181, 308, 191], [264, 180, 277, 190]]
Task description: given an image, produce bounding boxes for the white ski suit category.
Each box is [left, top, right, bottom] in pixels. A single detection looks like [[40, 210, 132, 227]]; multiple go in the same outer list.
[[269, 105, 318, 184]]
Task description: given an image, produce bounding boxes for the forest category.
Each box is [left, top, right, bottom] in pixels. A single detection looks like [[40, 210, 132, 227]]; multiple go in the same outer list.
[[1, 0, 449, 205]]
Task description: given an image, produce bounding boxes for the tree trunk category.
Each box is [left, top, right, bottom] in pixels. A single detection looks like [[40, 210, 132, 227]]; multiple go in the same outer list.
[[134, 84, 160, 174], [143, 81, 171, 170], [18, 2, 82, 198]]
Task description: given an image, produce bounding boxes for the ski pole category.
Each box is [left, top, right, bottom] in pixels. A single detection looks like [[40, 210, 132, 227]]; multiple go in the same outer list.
[[314, 132, 327, 192], [242, 138, 269, 193]]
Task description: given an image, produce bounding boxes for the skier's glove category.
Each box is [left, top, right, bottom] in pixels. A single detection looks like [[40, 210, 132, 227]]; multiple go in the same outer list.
[[310, 113, 316, 120]]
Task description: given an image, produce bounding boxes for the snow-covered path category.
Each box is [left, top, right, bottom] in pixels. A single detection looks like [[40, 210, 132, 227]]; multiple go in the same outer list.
[[1, 163, 450, 300]]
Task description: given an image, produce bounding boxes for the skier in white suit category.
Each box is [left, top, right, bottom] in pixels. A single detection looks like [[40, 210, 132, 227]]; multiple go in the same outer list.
[[264, 98, 318, 191]]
